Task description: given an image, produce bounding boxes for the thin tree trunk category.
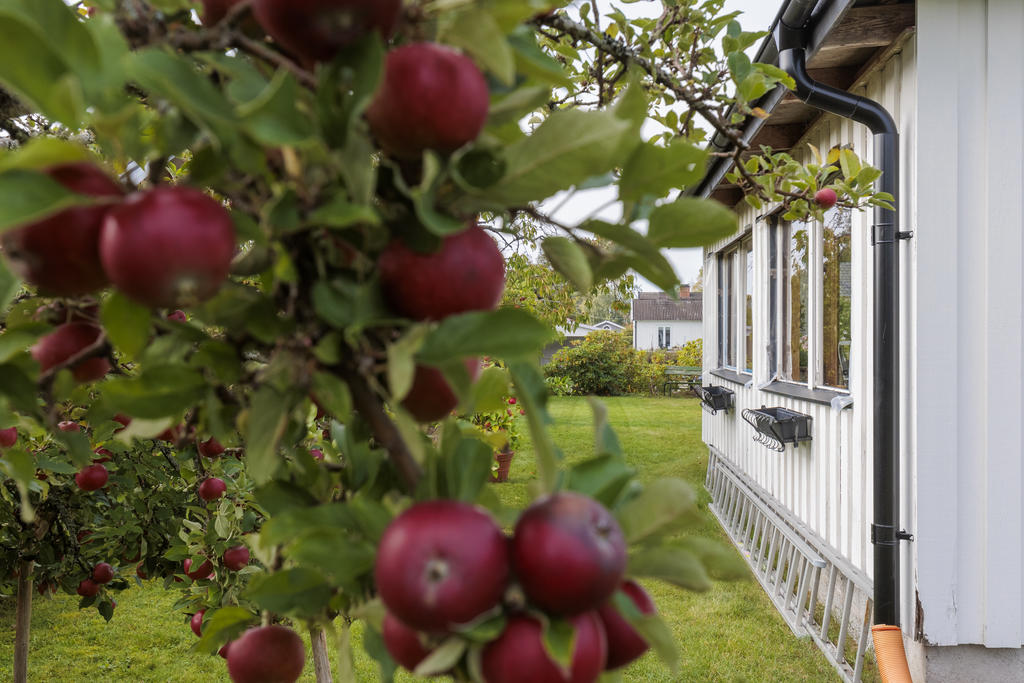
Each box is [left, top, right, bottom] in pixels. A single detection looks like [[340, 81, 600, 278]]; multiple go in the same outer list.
[[14, 559, 33, 683], [310, 627, 333, 683]]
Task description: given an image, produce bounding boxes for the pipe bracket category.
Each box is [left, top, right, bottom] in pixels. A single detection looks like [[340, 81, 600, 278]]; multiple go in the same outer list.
[[872, 523, 915, 545]]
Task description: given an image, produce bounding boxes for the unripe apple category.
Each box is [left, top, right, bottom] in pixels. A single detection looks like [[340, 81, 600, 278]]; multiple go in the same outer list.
[[0, 162, 122, 296], [481, 612, 608, 683], [366, 43, 489, 160], [226, 625, 306, 683], [198, 477, 227, 501], [58, 420, 81, 432], [0, 427, 16, 448], [100, 186, 236, 308], [223, 545, 250, 571], [512, 492, 627, 616], [379, 224, 505, 321], [75, 464, 109, 491], [92, 562, 114, 584], [191, 609, 206, 637], [198, 437, 225, 458], [597, 580, 656, 669], [252, 0, 402, 65], [77, 578, 101, 598], [184, 558, 215, 581], [375, 500, 510, 632], [401, 359, 481, 423], [31, 322, 112, 382], [814, 187, 838, 210], [382, 612, 433, 672]]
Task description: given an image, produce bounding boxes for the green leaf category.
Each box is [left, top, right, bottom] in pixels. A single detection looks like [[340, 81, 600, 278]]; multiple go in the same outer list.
[[468, 366, 511, 413], [245, 567, 333, 619], [362, 625, 398, 682], [509, 361, 560, 494], [239, 69, 315, 146], [507, 26, 571, 86], [308, 195, 380, 230], [588, 398, 622, 459], [566, 455, 634, 509], [386, 326, 428, 402], [417, 309, 554, 365], [647, 197, 738, 248], [542, 237, 593, 292], [0, 169, 97, 233], [628, 546, 711, 591], [613, 592, 680, 672], [839, 148, 861, 180], [413, 637, 467, 678], [101, 366, 207, 420], [445, 438, 493, 503], [0, 326, 44, 364], [287, 529, 375, 585], [101, 292, 151, 359], [195, 606, 257, 655], [441, 8, 515, 85], [311, 371, 352, 424], [540, 616, 576, 675], [615, 478, 697, 543], [620, 141, 708, 200], [0, 258, 19, 313], [244, 386, 290, 485], [0, 364, 37, 415]]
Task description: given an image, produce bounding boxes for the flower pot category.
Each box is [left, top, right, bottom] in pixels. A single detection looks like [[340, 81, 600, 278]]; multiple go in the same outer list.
[[492, 449, 514, 483]]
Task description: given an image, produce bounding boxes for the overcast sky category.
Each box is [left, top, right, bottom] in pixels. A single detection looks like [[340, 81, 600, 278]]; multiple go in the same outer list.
[[543, 0, 779, 291]]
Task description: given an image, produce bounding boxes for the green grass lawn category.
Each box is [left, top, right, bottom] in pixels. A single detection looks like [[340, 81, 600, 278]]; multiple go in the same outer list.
[[1, 396, 838, 682]]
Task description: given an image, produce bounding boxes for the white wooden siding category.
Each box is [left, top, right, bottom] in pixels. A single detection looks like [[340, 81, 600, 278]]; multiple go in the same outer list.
[[915, 0, 1024, 649], [702, 42, 916, 589], [633, 320, 702, 351]]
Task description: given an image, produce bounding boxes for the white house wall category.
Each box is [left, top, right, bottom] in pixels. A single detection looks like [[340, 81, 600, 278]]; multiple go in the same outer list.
[[914, 0, 1024, 651], [702, 40, 917, 593], [634, 320, 701, 351]]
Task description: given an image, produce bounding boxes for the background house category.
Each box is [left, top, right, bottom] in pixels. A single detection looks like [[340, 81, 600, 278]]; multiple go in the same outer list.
[[630, 286, 702, 350], [540, 320, 625, 364]]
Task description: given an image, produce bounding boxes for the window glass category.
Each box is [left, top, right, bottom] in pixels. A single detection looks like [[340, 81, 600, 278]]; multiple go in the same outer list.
[[721, 253, 735, 367], [823, 208, 852, 388], [744, 242, 754, 373], [783, 223, 809, 382], [665, 326, 671, 349], [658, 327, 664, 349]]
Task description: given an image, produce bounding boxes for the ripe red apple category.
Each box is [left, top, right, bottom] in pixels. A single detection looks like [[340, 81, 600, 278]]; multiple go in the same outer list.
[[31, 322, 111, 382], [374, 500, 509, 632], [92, 448, 113, 464], [200, 0, 242, 24], [156, 424, 182, 443], [113, 414, 131, 431], [252, 0, 402, 65], [92, 562, 114, 584], [382, 612, 433, 672], [219, 641, 233, 659], [481, 612, 608, 683], [198, 477, 227, 501], [167, 309, 188, 323], [37, 581, 54, 596], [58, 420, 81, 432], [223, 546, 250, 571], [0, 162, 122, 296], [77, 578, 100, 597], [310, 448, 324, 461], [226, 625, 306, 683], [512, 492, 627, 616], [0, 427, 16, 448], [184, 558, 215, 581], [100, 186, 236, 308], [191, 609, 206, 637], [366, 43, 489, 159], [198, 437, 225, 458], [401, 359, 481, 423], [75, 464, 109, 491], [597, 580, 656, 669], [378, 224, 505, 321], [814, 187, 838, 210]]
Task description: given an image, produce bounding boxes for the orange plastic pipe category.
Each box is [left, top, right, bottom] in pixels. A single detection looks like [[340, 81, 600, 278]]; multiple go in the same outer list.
[[871, 625, 913, 682]]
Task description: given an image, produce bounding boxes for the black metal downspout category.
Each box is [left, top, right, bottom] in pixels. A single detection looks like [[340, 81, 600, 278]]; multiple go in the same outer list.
[[774, 5, 904, 627]]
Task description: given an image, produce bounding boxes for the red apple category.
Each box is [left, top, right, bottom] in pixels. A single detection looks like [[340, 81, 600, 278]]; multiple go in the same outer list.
[[814, 187, 838, 210], [0, 427, 16, 448], [0, 162, 122, 296], [75, 464, 109, 491], [366, 43, 489, 159], [512, 492, 627, 616], [31, 322, 111, 382], [374, 500, 509, 632], [310, 448, 324, 461], [191, 609, 206, 637], [598, 580, 656, 669], [481, 612, 608, 683], [379, 224, 505, 321], [198, 437, 225, 458], [382, 612, 432, 672], [77, 579, 101, 597], [252, 0, 402, 65], [58, 420, 81, 432], [401, 359, 481, 423], [200, 0, 242, 24], [92, 562, 114, 584], [184, 558, 215, 581], [37, 581, 54, 596], [226, 625, 306, 683], [113, 414, 131, 431], [198, 477, 227, 501], [167, 309, 188, 323], [92, 448, 113, 464], [219, 641, 233, 659], [100, 186, 236, 308], [223, 546, 250, 571], [156, 424, 182, 443]]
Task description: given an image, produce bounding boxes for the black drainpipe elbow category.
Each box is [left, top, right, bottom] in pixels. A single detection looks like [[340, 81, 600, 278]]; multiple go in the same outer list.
[[773, 6, 903, 629]]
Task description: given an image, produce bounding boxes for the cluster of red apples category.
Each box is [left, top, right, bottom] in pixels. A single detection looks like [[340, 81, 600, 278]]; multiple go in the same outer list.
[[374, 493, 657, 681]]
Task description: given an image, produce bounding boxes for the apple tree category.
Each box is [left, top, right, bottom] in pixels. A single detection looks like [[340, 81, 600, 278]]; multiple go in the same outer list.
[[0, 1, 893, 682]]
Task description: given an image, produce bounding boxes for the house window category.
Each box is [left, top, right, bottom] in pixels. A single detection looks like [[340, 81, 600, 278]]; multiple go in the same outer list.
[[718, 250, 735, 367], [743, 239, 754, 373], [771, 208, 852, 391], [657, 326, 671, 349]]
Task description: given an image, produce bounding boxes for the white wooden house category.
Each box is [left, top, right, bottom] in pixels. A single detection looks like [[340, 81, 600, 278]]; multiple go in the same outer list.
[[694, 1, 1024, 680], [630, 288, 703, 350]]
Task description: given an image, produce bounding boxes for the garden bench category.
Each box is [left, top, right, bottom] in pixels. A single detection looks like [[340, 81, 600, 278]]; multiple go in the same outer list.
[[663, 365, 701, 396]]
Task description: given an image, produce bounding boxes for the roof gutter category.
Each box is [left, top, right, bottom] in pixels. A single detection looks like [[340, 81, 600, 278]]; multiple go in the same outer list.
[[775, 1, 913, 673]]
